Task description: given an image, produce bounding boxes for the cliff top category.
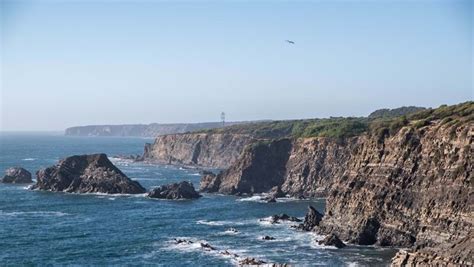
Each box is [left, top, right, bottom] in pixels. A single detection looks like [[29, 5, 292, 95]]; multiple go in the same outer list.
[[197, 102, 473, 139]]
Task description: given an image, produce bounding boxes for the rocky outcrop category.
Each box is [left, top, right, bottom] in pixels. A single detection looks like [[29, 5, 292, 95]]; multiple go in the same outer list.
[[318, 234, 346, 248], [31, 154, 145, 194], [1, 167, 33, 183], [143, 133, 254, 168], [200, 139, 292, 194], [298, 206, 324, 231], [147, 181, 201, 199], [391, 231, 473, 266]]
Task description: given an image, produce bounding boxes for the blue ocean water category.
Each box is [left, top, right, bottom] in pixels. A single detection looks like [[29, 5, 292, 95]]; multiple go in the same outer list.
[[0, 133, 396, 266]]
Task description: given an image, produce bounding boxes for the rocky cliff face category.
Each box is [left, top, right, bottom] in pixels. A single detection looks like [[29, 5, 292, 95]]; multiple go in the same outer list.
[[200, 139, 292, 194], [319, 122, 472, 250], [200, 114, 472, 264], [143, 133, 254, 168], [200, 137, 352, 197]]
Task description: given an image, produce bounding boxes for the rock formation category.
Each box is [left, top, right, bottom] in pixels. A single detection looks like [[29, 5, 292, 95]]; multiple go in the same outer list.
[[31, 154, 145, 194], [1, 167, 33, 183], [298, 206, 324, 231], [318, 234, 346, 248], [197, 102, 473, 264], [147, 181, 201, 199], [200, 139, 292, 194], [143, 133, 254, 168]]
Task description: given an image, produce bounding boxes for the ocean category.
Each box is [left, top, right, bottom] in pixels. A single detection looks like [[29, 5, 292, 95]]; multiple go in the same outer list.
[[0, 133, 396, 266]]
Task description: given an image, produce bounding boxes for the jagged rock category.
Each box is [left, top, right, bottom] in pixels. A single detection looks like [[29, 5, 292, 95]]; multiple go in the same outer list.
[[239, 257, 267, 265], [148, 181, 201, 199], [2, 167, 32, 184], [269, 214, 302, 224], [220, 250, 239, 258], [31, 154, 145, 194], [261, 236, 275, 240], [391, 232, 474, 266], [113, 154, 143, 161], [298, 206, 324, 231], [318, 234, 346, 248], [263, 186, 285, 202]]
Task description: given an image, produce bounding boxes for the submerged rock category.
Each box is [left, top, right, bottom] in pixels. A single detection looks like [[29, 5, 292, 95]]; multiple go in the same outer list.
[[147, 181, 201, 199], [31, 154, 145, 194], [2, 167, 33, 184], [261, 235, 275, 240], [298, 206, 324, 231], [263, 186, 286, 202], [318, 234, 346, 248]]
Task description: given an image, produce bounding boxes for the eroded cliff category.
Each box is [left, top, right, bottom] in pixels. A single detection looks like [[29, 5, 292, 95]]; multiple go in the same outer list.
[[199, 102, 473, 265], [143, 133, 254, 168]]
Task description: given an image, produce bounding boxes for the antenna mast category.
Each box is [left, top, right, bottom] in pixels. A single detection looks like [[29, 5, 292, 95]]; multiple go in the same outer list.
[[220, 112, 225, 127]]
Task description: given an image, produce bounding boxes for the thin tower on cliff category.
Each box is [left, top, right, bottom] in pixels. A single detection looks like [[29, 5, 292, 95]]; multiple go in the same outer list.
[[221, 112, 225, 127]]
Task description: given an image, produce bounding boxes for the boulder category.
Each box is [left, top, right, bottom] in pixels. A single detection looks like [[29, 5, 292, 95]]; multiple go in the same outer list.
[[298, 206, 324, 231], [318, 234, 346, 248], [263, 186, 286, 202], [148, 181, 201, 199], [31, 154, 145, 194], [2, 167, 32, 184]]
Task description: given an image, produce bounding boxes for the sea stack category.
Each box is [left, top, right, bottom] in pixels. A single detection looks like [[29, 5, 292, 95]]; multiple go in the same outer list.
[[31, 153, 146, 194], [1, 167, 33, 184]]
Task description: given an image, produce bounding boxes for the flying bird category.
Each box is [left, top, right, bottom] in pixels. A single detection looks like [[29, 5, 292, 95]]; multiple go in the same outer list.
[[285, 40, 295, 44]]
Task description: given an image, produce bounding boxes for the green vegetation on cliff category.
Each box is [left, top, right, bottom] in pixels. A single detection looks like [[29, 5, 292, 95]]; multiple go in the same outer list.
[[199, 102, 473, 139]]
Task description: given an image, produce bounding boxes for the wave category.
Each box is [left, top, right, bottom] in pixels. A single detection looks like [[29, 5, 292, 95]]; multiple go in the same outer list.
[[196, 220, 225, 226], [236, 195, 266, 203], [22, 158, 36, 161], [0, 210, 69, 217]]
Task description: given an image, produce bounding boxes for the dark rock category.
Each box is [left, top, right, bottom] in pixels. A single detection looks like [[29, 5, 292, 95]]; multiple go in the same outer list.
[[174, 238, 194, 245], [2, 167, 32, 184], [148, 181, 201, 199], [226, 227, 239, 233], [113, 154, 143, 161], [200, 242, 216, 251], [220, 250, 239, 258], [263, 186, 286, 202], [318, 234, 346, 248], [261, 236, 275, 240], [269, 214, 302, 224], [298, 206, 324, 231], [31, 154, 145, 194], [239, 257, 267, 265]]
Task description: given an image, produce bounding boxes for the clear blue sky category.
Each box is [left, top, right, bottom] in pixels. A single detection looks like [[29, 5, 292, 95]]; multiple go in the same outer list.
[[1, 0, 472, 131]]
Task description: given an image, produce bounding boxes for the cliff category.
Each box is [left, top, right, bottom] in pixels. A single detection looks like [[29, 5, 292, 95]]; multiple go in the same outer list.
[[142, 133, 255, 168], [64, 122, 248, 137], [198, 102, 473, 265]]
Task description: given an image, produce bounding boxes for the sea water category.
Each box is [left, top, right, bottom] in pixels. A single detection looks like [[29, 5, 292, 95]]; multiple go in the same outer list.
[[0, 133, 396, 266]]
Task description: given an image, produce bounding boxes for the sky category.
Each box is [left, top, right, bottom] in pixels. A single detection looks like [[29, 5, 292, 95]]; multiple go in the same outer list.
[[0, 0, 472, 131]]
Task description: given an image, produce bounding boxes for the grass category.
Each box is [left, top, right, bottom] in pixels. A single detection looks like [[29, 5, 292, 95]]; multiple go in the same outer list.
[[196, 101, 473, 140]]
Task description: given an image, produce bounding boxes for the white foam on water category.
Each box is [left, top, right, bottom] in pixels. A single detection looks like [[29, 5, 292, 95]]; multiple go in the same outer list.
[[22, 158, 36, 161], [0, 210, 69, 217], [196, 220, 224, 226], [237, 195, 266, 203]]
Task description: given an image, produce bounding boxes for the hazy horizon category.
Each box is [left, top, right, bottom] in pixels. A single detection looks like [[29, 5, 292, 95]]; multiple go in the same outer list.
[[1, 0, 473, 131]]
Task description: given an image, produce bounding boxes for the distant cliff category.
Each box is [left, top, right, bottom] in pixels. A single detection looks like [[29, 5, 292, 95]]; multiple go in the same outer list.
[[368, 106, 426, 119], [64, 122, 247, 137]]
